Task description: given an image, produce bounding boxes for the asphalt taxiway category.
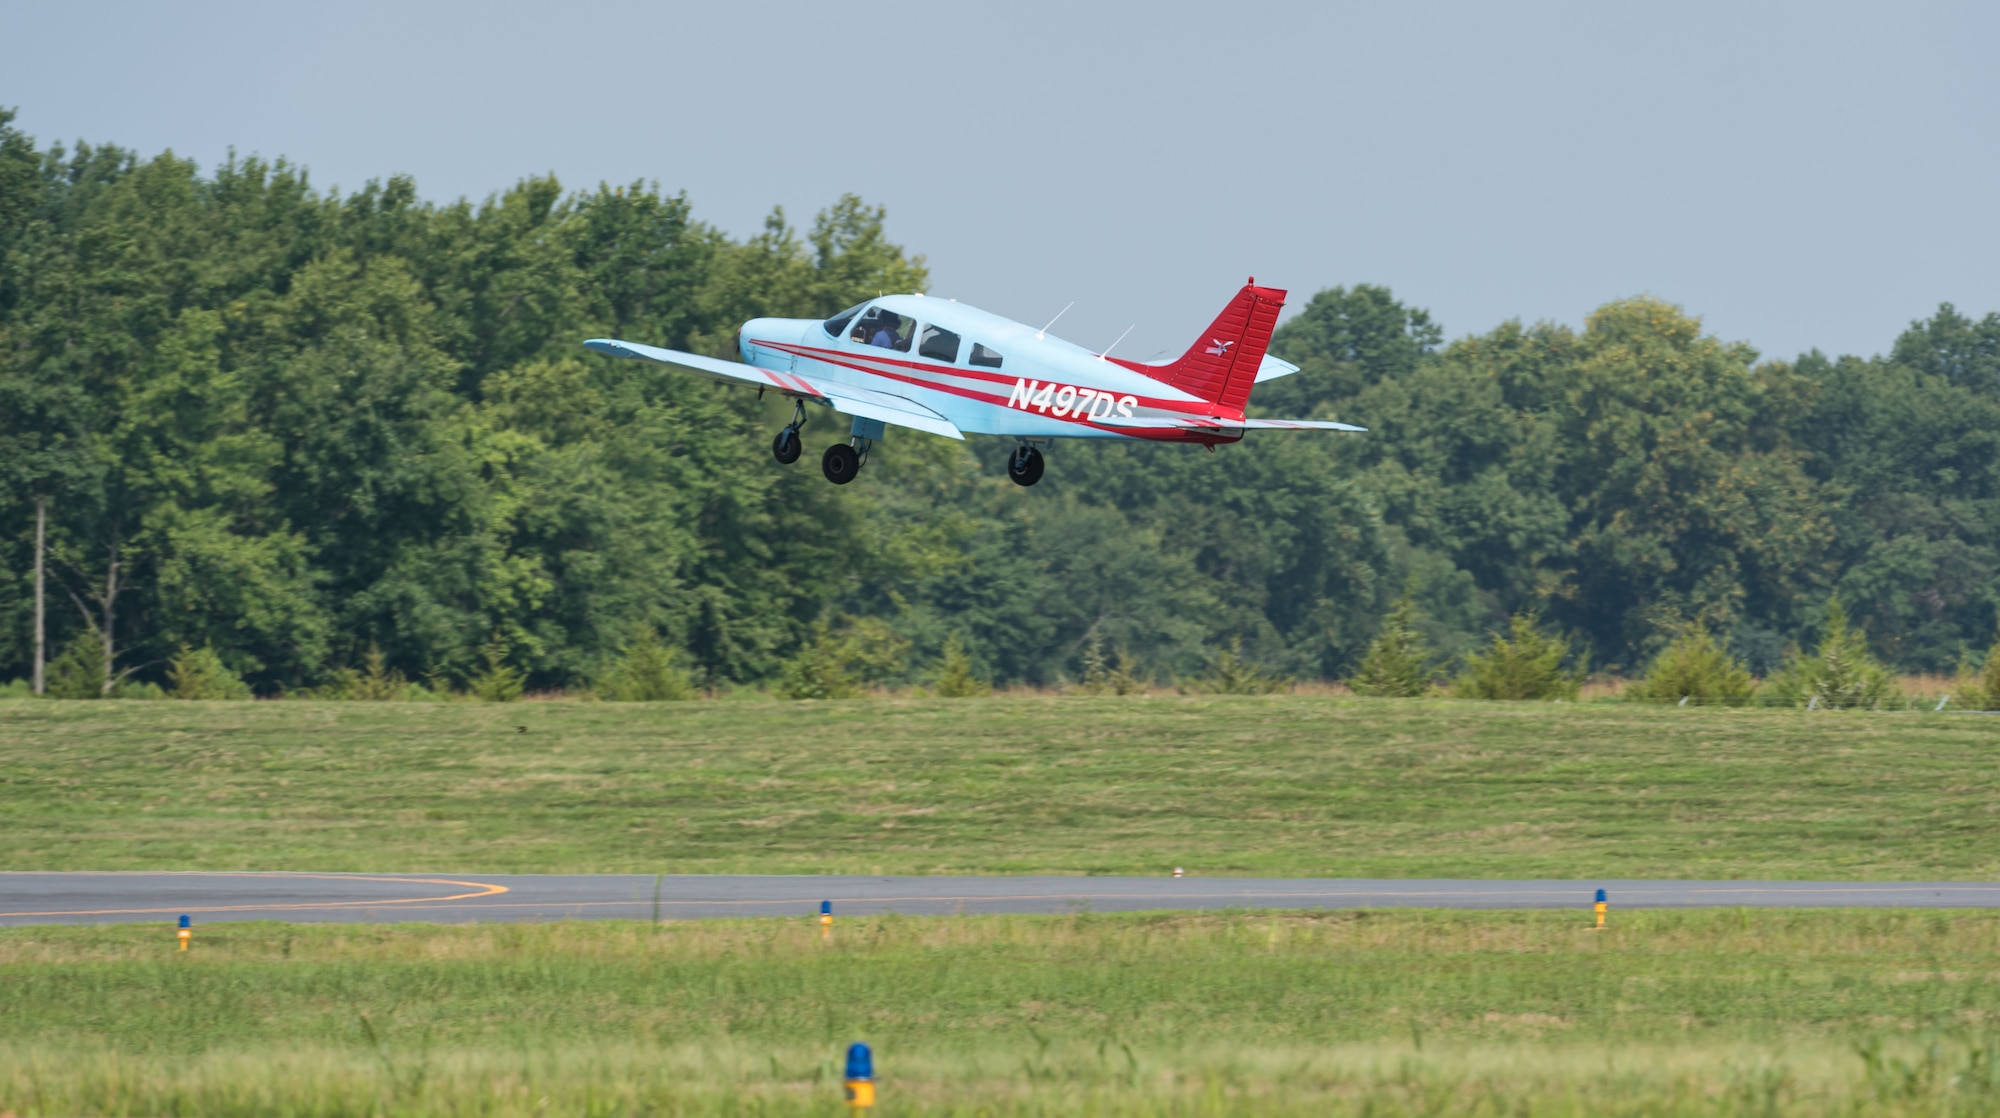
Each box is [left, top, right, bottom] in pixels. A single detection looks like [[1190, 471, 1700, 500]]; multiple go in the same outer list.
[[5, 873, 2000, 926]]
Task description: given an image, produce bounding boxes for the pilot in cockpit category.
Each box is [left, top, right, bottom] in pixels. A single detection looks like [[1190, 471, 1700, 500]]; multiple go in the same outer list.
[[869, 317, 897, 349]]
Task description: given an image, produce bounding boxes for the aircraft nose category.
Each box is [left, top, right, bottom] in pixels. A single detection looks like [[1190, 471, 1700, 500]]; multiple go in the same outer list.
[[739, 317, 789, 361]]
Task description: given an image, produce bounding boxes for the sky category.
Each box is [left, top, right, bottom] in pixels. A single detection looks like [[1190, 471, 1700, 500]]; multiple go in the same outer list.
[[3, 0, 1995, 363]]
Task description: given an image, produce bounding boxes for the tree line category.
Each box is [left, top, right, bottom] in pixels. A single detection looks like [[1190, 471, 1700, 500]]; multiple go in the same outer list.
[[4, 109, 1998, 697]]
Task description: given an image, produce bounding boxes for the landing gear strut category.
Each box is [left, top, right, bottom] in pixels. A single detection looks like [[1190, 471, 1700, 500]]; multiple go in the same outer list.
[[1008, 444, 1045, 487], [771, 400, 806, 464]]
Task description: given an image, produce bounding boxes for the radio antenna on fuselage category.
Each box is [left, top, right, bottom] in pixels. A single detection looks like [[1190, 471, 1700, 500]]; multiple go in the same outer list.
[[1035, 302, 1074, 340], [1096, 324, 1135, 361]]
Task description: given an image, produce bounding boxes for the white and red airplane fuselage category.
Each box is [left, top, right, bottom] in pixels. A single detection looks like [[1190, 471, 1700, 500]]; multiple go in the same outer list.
[[585, 279, 1361, 486]]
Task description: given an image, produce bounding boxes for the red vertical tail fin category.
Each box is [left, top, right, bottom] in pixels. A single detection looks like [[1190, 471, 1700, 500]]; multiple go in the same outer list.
[[1114, 280, 1286, 417]]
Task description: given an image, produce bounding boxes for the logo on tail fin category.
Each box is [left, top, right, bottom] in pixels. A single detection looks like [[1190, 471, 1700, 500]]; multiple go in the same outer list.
[[1204, 338, 1235, 357]]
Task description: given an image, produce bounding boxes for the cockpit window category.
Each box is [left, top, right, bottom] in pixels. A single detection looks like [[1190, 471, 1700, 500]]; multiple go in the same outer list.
[[851, 307, 914, 352], [969, 343, 1004, 369], [918, 325, 961, 363], [823, 301, 870, 338]]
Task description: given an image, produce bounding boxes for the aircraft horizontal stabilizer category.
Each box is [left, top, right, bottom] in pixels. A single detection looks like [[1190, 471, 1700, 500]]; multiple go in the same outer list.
[[582, 337, 963, 440], [1254, 354, 1301, 382], [1093, 415, 1367, 433]]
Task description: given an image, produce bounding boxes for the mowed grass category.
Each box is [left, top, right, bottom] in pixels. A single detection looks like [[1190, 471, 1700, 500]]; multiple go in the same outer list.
[[3, 696, 1998, 877], [6, 910, 2000, 1115]]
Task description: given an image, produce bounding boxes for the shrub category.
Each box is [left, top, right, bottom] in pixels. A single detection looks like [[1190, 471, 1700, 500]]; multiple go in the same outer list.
[[323, 645, 422, 700], [933, 633, 989, 698], [833, 617, 911, 688], [45, 630, 106, 699], [599, 626, 695, 701], [1185, 637, 1289, 695], [1349, 595, 1435, 697], [1077, 634, 1110, 694], [166, 644, 252, 700], [1966, 638, 2000, 712], [1452, 614, 1580, 700], [1105, 646, 1146, 695], [469, 635, 526, 703], [778, 622, 861, 700], [1075, 633, 1143, 695], [778, 617, 910, 700], [1633, 624, 1754, 704], [1764, 602, 1894, 710]]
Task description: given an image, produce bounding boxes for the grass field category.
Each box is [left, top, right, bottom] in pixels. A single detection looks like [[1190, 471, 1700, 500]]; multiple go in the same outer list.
[[3, 696, 1997, 878], [8, 698, 2000, 1114], [5, 910, 2000, 1115]]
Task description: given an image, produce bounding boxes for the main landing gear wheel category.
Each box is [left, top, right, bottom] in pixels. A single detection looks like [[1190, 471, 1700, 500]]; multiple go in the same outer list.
[[772, 399, 807, 465], [772, 426, 801, 464], [1008, 445, 1045, 487], [822, 443, 862, 485]]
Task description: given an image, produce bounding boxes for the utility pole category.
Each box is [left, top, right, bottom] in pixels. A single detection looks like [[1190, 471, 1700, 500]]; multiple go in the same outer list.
[[32, 498, 45, 696]]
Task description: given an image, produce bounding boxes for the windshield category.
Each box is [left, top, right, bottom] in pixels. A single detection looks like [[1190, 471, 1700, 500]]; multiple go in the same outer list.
[[823, 301, 870, 338]]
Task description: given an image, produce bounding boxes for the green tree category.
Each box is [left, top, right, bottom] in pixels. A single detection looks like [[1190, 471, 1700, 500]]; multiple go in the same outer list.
[[44, 629, 105, 700], [1186, 637, 1289, 695], [932, 632, 988, 698], [1968, 638, 2000, 712], [1791, 312, 2000, 671], [777, 621, 862, 700], [1633, 624, 1754, 704], [1453, 614, 1579, 700], [323, 645, 417, 700], [1766, 602, 1895, 710], [1259, 283, 1442, 413], [1105, 646, 1146, 696], [599, 625, 694, 701], [1889, 302, 2000, 394], [166, 644, 252, 700], [1349, 594, 1435, 697], [1076, 631, 1111, 694], [469, 635, 525, 702]]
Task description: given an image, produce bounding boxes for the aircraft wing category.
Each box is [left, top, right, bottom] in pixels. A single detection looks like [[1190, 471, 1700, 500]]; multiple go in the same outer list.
[[582, 338, 964, 440], [584, 338, 778, 387], [1095, 415, 1366, 432], [819, 382, 964, 440]]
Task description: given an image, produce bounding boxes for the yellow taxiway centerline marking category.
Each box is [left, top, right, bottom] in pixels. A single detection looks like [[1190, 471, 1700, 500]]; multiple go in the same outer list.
[[0, 872, 508, 918]]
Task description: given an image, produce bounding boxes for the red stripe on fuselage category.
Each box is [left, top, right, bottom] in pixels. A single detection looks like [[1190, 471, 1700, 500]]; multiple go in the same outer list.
[[750, 338, 1242, 443], [762, 342, 1137, 434]]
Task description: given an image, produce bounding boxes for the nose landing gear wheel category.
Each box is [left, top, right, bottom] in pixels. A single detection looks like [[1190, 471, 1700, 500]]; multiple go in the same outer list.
[[1008, 446, 1045, 487], [772, 426, 801, 464], [822, 443, 862, 485]]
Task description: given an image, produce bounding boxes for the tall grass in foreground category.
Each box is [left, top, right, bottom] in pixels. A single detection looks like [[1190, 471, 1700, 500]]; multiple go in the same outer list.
[[13, 1038, 2000, 1116], [7, 911, 2000, 1114]]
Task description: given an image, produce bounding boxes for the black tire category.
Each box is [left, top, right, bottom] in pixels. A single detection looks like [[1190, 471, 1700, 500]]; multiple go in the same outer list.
[[822, 443, 862, 485], [772, 426, 801, 464], [1007, 446, 1045, 487]]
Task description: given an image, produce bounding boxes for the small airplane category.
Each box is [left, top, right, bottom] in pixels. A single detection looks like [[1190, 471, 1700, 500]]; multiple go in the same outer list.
[[583, 278, 1363, 486]]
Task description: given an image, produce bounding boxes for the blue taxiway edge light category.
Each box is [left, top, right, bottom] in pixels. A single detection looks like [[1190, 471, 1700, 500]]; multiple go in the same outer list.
[[846, 1041, 873, 1080]]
